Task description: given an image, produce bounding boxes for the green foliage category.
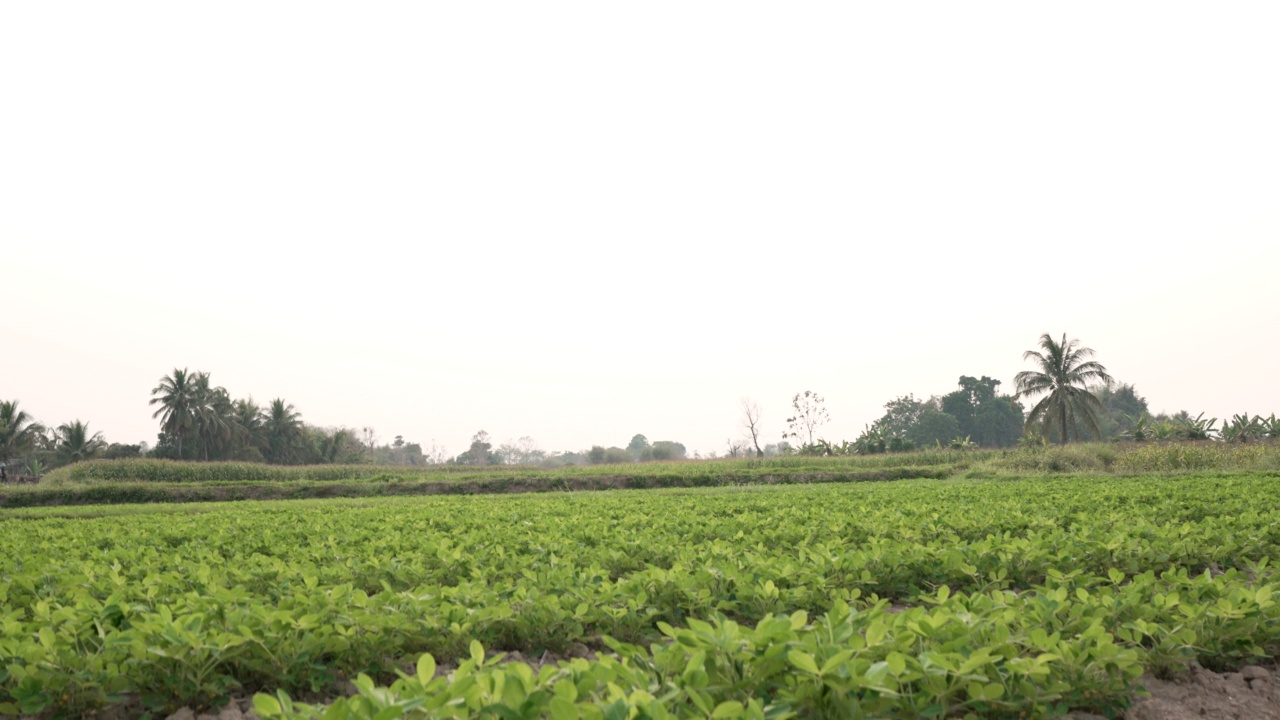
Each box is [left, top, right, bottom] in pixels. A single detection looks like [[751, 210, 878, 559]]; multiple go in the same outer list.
[[907, 410, 961, 449], [1078, 383, 1152, 441], [873, 378, 1024, 450], [1221, 413, 1264, 443], [649, 441, 687, 461], [1176, 412, 1218, 441], [1118, 412, 1154, 442], [850, 424, 906, 455], [4, 477, 1280, 716], [1262, 414, 1280, 440]]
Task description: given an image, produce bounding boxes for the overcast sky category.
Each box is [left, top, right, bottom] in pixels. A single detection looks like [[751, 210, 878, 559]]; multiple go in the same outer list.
[[2, 3, 1278, 458]]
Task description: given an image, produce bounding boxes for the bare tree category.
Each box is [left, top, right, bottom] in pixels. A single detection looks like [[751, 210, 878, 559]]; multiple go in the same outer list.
[[741, 397, 765, 458], [361, 427, 378, 455]]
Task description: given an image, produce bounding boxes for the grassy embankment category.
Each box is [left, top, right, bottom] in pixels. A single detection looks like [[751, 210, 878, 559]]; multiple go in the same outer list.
[[2, 441, 1278, 508]]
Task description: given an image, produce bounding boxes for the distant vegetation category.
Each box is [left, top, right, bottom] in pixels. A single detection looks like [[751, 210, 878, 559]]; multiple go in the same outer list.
[[3, 440, 1277, 509], [3, 333, 1277, 480]]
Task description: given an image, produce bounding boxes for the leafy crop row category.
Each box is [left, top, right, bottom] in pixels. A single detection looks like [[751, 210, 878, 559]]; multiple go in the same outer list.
[[2, 476, 1278, 717]]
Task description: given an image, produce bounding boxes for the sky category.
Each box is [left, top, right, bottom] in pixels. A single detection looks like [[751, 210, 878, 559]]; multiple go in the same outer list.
[[2, 3, 1278, 458]]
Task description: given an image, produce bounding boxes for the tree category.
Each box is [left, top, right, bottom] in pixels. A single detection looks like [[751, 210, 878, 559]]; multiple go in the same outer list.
[[1014, 333, 1115, 444], [313, 427, 361, 464], [54, 420, 105, 464], [190, 372, 234, 461], [785, 391, 830, 447], [740, 398, 765, 458], [650, 440, 686, 461], [497, 436, 546, 466], [454, 430, 500, 466], [150, 368, 196, 459], [941, 376, 1001, 434], [0, 400, 44, 466], [101, 442, 143, 459], [627, 434, 652, 462], [971, 399, 1024, 447], [876, 395, 931, 439], [231, 398, 266, 459], [1090, 383, 1150, 440], [905, 410, 962, 448], [262, 398, 304, 463]]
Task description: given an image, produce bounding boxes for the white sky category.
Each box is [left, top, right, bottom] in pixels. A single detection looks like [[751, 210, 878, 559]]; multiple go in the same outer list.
[[2, 3, 1278, 457]]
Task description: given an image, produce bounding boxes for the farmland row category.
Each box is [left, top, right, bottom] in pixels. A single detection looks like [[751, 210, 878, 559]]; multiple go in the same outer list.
[[1, 476, 1278, 717]]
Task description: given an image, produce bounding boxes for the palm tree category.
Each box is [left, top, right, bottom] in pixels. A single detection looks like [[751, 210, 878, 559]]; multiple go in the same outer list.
[[55, 420, 105, 464], [150, 368, 196, 458], [231, 398, 266, 457], [189, 372, 234, 461], [0, 400, 44, 465], [262, 398, 303, 464], [1014, 333, 1115, 444]]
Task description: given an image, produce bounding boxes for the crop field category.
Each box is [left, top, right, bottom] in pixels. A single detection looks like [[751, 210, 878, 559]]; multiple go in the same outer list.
[[9, 443, 1280, 510], [2, 475, 1279, 718]]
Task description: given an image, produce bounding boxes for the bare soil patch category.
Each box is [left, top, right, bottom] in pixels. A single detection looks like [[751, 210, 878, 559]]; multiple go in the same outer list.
[[1069, 663, 1280, 720]]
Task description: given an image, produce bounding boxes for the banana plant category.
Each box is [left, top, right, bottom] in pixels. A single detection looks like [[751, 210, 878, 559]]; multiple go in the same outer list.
[[1175, 412, 1217, 441], [1221, 413, 1263, 443], [1151, 420, 1181, 441], [1259, 414, 1280, 440], [1119, 413, 1153, 442]]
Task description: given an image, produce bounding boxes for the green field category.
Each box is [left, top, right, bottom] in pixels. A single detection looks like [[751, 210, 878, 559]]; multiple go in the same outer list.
[[2, 473, 1278, 718], [7, 442, 1280, 510]]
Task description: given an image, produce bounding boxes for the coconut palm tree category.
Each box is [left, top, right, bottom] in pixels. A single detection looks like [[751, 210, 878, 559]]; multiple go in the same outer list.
[[231, 398, 266, 457], [189, 372, 235, 461], [262, 398, 303, 464], [55, 420, 106, 464], [150, 368, 196, 458], [0, 400, 44, 466], [1014, 333, 1115, 444]]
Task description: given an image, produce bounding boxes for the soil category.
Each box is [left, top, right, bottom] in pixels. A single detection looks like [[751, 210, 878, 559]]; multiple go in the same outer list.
[[1067, 663, 1280, 720]]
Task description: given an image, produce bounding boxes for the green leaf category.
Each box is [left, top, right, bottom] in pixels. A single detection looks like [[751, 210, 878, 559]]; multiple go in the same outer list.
[[886, 652, 907, 676], [787, 651, 820, 675], [712, 701, 746, 718], [820, 650, 853, 676], [789, 610, 808, 630], [549, 697, 577, 720], [253, 694, 283, 717], [417, 653, 436, 683]]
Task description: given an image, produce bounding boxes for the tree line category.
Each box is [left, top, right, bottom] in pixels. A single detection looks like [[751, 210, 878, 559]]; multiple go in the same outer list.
[[0, 368, 693, 477], [739, 333, 1278, 456], [7, 335, 1278, 477]]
